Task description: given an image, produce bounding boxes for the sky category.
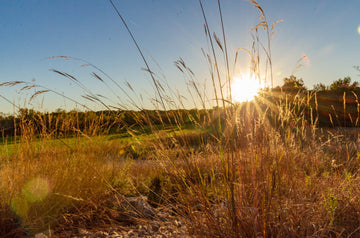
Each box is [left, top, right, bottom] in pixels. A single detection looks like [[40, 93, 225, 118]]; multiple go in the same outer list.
[[0, 0, 359, 113]]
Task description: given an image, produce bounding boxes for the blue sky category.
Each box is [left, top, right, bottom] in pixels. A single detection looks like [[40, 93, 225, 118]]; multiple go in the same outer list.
[[0, 0, 359, 113]]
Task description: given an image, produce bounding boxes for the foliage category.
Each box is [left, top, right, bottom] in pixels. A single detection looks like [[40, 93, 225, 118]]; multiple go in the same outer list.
[[330, 76, 359, 91], [313, 82, 327, 91], [0, 108, 208, 138], [281, 75, 306, 92]]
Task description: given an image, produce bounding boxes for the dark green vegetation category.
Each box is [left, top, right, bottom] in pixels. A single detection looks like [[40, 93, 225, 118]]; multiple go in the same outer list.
[[272, 75, 360, 127], [0, 108, 205, 138], [1, 75, 360, 142]]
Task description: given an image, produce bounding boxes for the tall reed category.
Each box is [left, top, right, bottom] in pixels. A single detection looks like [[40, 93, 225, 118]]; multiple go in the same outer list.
[[1, 0, 360, 237]]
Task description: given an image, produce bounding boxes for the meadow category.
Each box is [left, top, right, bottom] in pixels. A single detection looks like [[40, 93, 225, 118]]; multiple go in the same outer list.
[[2, 92, 360, 237], [1, 1, 360, 237]]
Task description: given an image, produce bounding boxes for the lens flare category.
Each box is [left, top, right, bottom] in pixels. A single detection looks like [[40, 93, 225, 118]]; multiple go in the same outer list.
[[302, 54, 311, 67], [10, 177, 50, 217], [11, 196, 29, 217], [231, 74, 263, 103], [22, 177, 50, 203]]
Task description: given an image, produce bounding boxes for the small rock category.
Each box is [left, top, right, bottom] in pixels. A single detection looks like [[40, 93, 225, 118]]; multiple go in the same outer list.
[[34, 229, 54, 238], [34, 233, 48, 238], [125, 196, 155, 218]]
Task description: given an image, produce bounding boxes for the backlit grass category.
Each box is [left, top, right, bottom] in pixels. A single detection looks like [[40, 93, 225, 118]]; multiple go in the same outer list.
[[1, 1, 360, 237]]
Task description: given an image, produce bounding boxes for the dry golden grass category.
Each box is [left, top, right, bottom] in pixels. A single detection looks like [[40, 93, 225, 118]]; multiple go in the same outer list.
[[1, 100, 360, 237], [1, 1, 360, 237]]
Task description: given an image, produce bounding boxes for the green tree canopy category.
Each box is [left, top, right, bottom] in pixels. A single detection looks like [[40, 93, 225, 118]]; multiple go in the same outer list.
[[330, 76, 358, 91], [313, 83, 327, 91], [281, 75, 306, 92]]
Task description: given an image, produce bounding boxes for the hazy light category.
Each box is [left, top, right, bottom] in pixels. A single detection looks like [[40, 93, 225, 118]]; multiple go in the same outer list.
[[10, 177, 50, 217], [358, 25, 360, 35], [11, 196, 29, 217], [22, 177, 50, 203], [231, 74, 263, 103]]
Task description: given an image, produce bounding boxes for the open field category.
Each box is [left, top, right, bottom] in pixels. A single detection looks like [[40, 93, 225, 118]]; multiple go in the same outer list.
[[1, 104, 360, 237], [1, 1, 360, 237]]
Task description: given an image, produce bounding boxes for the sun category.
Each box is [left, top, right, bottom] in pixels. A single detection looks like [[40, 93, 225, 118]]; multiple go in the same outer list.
[[231, 74, 263, 103]]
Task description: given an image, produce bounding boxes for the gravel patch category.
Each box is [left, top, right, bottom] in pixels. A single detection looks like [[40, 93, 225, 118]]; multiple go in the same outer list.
[[35, 196, 192, 238]]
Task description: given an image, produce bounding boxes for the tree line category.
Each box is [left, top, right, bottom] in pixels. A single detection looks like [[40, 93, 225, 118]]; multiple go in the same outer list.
[[270, 75, 360, 127], [0, 108, 208, 138], [1, 74, 360, 138]]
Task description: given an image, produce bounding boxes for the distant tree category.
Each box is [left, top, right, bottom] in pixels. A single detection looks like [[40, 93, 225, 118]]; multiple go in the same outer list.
[[54, 108, 66, 114], [330, 76, 358, 91], [18, 108, 37, 120], [354, 66, 360, 74], [281, 75, 306, 92], [313, 83, 327, 91]]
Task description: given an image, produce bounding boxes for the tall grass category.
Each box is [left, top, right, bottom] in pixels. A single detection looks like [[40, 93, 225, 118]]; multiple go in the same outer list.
[[1, 0, 360, 237]]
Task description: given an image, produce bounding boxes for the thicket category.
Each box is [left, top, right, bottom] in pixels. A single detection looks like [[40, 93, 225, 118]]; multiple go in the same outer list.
[[0, 108, 209, 138]]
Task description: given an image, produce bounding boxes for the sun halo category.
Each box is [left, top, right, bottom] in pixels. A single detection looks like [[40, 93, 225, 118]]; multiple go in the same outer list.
[[231, 74, 263, 103]]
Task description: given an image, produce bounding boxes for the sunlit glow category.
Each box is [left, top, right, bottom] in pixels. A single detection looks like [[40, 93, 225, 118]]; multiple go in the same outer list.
[[10, 177, 50, 217], [358, 25, 360, 35], [231, 74, 263, 103], [22, 177, 50, 203]]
